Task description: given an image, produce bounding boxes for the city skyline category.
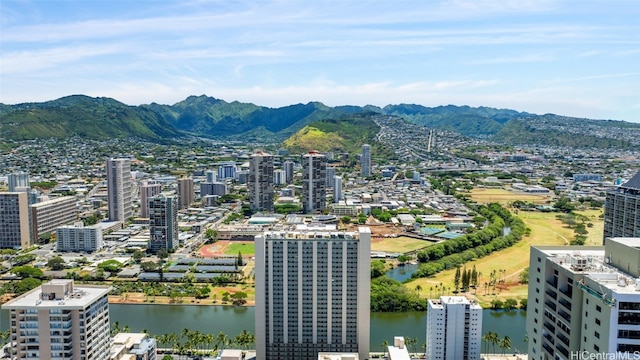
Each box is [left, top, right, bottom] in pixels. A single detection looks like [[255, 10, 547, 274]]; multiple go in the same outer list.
[[1, 0, 639, 122]]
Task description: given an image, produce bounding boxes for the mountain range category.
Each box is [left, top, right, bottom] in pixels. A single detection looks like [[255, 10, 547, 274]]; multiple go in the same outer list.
[[1, 94, 639, 150]]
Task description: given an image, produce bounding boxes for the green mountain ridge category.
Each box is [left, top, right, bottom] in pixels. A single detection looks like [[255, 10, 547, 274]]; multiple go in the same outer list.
[[2, 94, 639, 149]]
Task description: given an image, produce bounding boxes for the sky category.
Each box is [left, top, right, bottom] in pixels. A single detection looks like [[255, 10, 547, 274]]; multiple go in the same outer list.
[[1, 0, 639, 122]]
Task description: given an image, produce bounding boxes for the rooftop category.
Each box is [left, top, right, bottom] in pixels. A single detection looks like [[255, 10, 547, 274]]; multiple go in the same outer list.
[[1, 279, 110, 309]]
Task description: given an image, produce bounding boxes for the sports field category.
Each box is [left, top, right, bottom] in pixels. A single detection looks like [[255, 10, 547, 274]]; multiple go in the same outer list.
[[371, 236, 434, 253], [469, 187, 551, 205], [199, 241, 255, 257]]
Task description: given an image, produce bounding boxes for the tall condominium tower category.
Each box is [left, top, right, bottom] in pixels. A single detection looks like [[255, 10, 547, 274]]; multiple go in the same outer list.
[[255, 225, 371, 360], [1, 279, 111, 360], [604, 170, 640, 243], [361, 144, 371, 177], [326, 166, 336, 188], [30, 196, 77, 241], [249, 151, 275, 212], [177, 177, 194, 210], [426, 296, 482, 360], [334, 176, 343, 203], [527, 239, 640, 359], [302, 151, 327, 213], [8, 172, 30, 192], [0, 192, 31, 249], [106, 158, 133, 222], [148, 195, 178, 254], [283, 161, 295, 184], [140, 181, 162, 218], [205, 169, 217, 183]]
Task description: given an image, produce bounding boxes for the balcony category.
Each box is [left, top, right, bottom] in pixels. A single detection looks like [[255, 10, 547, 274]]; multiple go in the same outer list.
[[558, 298, 572, 310], [544, 321, 556, 333], [546, 289, 557, 300], [545, 300, 557, 311]]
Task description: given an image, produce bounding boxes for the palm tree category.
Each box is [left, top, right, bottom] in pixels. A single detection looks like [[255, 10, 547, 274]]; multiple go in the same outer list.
[[499, 335, 511, 356], [483, 331, 499, 355], [381, 340, 389, 359], [415, 284, 422, 297]]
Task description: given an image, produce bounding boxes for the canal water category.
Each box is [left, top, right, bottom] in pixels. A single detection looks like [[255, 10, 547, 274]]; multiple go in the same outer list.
[[1, 304, 527, 353]]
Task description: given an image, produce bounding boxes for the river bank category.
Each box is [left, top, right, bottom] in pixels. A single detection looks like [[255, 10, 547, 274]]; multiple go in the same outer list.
[[108, 292, 256, 306]]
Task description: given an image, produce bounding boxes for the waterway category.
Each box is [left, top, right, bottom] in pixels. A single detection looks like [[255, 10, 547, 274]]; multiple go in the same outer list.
[[1, 304, 527, 353], [385, 263, 420, 282]]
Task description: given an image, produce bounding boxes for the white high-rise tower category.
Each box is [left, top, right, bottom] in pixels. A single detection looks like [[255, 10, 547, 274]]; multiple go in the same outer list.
[[106, 158, 133, 222], [302, 151, 327, 213], [361, 144, 371, 177], [255, 225, 371, 360]]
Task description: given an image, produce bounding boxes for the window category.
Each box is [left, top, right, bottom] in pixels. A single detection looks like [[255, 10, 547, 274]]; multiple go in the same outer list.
[[596, 305, 602, 312], [594, 345, 599, 352], [595, 318, 601, 326], [594, 331, 600, 339]]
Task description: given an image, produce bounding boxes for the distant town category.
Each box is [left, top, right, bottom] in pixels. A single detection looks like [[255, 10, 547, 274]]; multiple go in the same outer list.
[[1, 113, 639, 360]]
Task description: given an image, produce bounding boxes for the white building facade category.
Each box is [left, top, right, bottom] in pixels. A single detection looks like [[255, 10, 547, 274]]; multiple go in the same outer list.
[[56, 223, 103, 252], [255, 225, 371, 360], [106, 158, 133, 222], [426, 296, 482, 360], [1, 279, 111, 360], [249, 151, 275, 212], [302, 152, 327, 214]]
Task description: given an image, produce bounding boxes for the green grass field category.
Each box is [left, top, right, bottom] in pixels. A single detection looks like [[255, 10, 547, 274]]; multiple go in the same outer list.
[[224, 242, 255, 256], [371, 236, 434, 253], [469, 187, 552, 205], [404, 201, 605, 306]]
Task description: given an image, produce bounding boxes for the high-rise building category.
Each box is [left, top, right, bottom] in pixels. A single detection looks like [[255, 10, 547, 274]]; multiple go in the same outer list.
[[361, 144, 371, 177], [527, 239, 640, 359], [426, 296, 482, 360], [106, 158, 133, 222], [205, 170, 217, 183], [326, 166, 336, 188], [604, 170, 640, 242], [334, 176, 343, 203], [200, 182, 227, 197], [177, 177, 194, 210], [283, 161, 295, 184], [56, 223, 104, 253], [1, 279, 111, 360], [302, 151, 327, 213], [30, 196, 77, 241], [148, 195, 178, 254], [218, 162, 237, 180], [273, 170, 286, 186], [140, 181, 162, 217], [0, 192, 30, 249], [249, 151, 275, 212], [8, 172, 29, 192], [255, 225, 371, 360]]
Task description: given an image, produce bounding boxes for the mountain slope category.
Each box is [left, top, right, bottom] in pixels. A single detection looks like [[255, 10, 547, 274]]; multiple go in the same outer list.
[[0, 95, 181, 141], [282, 112, 384, 154]]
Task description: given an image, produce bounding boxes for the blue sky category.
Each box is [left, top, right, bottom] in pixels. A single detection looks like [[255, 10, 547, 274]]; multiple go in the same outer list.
[[1, 0, 639, 122]]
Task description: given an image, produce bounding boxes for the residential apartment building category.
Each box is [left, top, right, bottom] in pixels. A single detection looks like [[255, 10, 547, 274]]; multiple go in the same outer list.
[[1, 279, 111, 360], [426, 296, 482, 360], [205, 170, 217, 183], [30, 196, 77, 241], [106, 158, 133, 222], [604, 170, 640, 242], [218, 162, 237, 180], [283, 161, 295, 184], [8, 172, 29, 192], [148, 195, 178, 254], [273, 170, 286, 186], [109, 333, 157, 360], [0, 192, 31, 249], [255, 225, 371, 360], [200, 182, 227, 197], [527, 239, 640, 359], [326, 166, 336, 188], [361, 144, 371, 177], [140, 181, 162, 218], [177, 177, 194, 210], [334, 176, 343, 203], [56, 223, 103, 252], [249, 151, 275, 212], [302, 151, 327, 213]]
